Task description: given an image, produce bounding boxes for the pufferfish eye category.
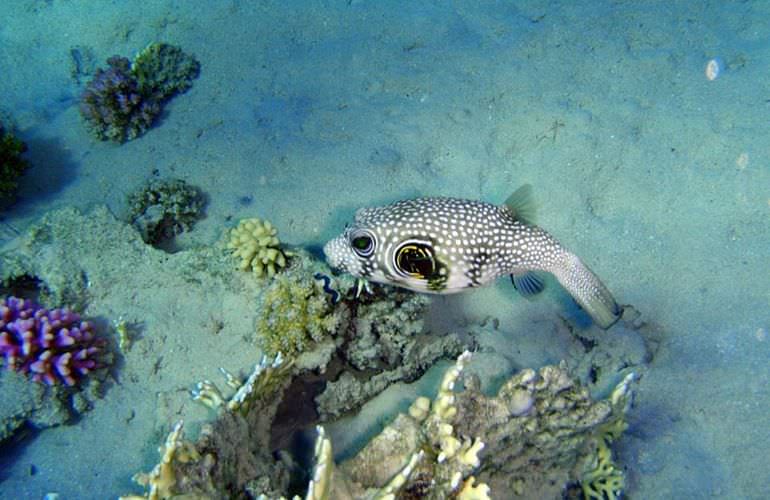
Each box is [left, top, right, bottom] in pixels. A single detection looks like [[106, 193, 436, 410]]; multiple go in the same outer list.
[[395, 241, 436, 278], [350, 230, 375, 257]]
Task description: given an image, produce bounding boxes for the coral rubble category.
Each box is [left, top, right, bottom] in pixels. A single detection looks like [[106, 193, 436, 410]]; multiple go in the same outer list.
[[0, 296, 105, 386]]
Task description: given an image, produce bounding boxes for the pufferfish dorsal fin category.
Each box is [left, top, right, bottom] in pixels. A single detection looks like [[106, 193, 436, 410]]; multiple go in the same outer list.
[[503, 184, 536, 225]]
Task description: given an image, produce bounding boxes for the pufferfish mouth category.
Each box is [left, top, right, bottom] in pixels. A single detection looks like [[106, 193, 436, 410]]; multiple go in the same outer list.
[[323, 237, 349, 272]]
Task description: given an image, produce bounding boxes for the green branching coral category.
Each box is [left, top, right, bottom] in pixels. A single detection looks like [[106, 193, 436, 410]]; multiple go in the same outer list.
[[0, 123, 30, 200], [255, 272, 344, 358], [131, 42, 200, 99]]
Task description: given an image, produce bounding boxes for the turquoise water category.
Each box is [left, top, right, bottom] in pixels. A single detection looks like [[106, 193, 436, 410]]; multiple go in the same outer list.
[[1, 1, 769, 498]]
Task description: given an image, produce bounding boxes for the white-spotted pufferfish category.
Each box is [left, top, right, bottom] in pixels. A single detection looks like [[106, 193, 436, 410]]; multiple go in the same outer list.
[[323, 185, 621, 329]]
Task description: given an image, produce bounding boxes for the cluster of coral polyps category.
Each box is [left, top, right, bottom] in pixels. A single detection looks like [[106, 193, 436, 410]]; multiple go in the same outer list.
[[0, 296, 103, 385]]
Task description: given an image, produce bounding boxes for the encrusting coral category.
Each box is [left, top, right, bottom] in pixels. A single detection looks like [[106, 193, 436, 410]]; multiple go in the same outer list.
[[227, 217, 289, 279], [127, 177, 205, 246]]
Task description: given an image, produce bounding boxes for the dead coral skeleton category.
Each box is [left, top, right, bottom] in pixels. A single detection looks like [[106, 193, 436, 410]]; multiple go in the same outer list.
[[191, 353, 291, 415]]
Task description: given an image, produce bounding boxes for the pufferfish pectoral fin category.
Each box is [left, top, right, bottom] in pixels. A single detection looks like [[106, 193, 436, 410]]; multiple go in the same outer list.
[[511, 272, 545, 297], [503, 184, 537, 225]]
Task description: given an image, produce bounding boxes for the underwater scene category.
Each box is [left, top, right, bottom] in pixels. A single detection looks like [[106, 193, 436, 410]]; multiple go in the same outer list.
[[0, 1, 768, 499]]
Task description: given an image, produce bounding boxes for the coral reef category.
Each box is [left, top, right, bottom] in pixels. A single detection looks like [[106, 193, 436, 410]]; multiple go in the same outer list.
[[79, 43, 199, 142], [131, 42, 200, 99], [576, 374, 634, 500], [314, 286, 472, 420], [124, 350, 632, 499], [451, 364, 634, 499], [0, 296, 105, 386], [0, 204, 248, 447], [0, 122, 30, 200], [122, 354, 294, 500], [79, 56, 161, 142], [244, 246, 475, 418], [245, 247, 473, 419], [228, 217, 289, 279], [335, 351, 491, 499], [127, 177, 205, 246]]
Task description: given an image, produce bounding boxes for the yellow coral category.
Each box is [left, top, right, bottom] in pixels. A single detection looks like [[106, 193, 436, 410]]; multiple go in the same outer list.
[[580, 373, 634, 500], [227, 217, 288, 279], [580, 431, 624, 500], [121, 421, 200, 500], [458, 476, 491, 500], [306, 426, 334, 500], [256, 273, 341, 358]]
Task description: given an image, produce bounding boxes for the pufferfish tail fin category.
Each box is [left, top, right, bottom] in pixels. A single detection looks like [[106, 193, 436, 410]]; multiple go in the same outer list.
[[503, 184, 537, 225], [552, 252, 622, 329]]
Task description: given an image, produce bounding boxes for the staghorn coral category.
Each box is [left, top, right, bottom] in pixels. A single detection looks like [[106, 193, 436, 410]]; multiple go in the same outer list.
[[228, 217, 289, 279], [0, 296, 106, 386], [191, 353, 293, 416]]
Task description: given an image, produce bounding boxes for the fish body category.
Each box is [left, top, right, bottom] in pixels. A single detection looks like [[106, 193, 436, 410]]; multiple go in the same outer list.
[[323, 187, 621, 328]]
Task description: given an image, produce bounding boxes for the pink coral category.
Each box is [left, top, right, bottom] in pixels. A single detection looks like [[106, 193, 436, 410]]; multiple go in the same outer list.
[[0, 296, 104, 386]]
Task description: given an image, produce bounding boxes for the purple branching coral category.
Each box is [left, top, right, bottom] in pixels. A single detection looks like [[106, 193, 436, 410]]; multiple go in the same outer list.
[[0, 296, 105, 386], [79, 56, 161, 143], [79, 44, 200, 143]]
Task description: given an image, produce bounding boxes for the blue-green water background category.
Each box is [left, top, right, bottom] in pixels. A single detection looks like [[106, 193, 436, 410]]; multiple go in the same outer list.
[[1, 1, 769, 498]]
